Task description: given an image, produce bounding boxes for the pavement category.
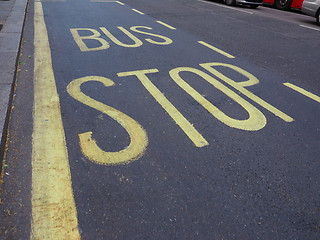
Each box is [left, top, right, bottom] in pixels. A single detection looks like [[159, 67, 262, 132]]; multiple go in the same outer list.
[[0, 0, 28, 161]]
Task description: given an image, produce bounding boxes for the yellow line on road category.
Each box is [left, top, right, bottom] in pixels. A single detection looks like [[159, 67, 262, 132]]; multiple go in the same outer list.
[[284, 82, 320, 103], [32, 2, 80, 239], [118, 69, 209, 148], [132, 9, 145, 15], [156, 21, 176, 30], [201, 63, 294, 122], [67, 76, 148, 166], [198, 41, 235, 59]]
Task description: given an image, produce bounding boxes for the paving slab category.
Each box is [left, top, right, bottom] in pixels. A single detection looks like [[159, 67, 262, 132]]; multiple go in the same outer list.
[[0, 83, 13, 151], [0, 32, 21, 52], [0, 84, 12, 117], [0, 1, 15, 25], [0, 52, 18, 84], [0, 0, 28, 162], [1, 9, 26, 33]]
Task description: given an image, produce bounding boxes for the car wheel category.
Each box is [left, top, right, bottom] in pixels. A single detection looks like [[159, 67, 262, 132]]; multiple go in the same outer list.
[[225, 0, 236, 6], [249, 5, 259, 8], [274, 0, 293, 10], [316, 9, 320, 25]]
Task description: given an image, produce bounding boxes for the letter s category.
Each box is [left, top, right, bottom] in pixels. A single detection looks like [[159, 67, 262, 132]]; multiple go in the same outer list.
[[130, 26, 173, 45], [67, 76, 148, 165]]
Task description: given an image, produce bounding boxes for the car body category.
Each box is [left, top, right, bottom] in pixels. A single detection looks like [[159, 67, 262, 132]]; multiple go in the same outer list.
[[225, 0, 264, 8], [301, 0, 320, 24], [263, 0, 304, 10]]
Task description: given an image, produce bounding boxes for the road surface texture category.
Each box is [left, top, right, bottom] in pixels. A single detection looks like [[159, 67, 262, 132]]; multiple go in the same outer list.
[[0, 0, 319, 239]]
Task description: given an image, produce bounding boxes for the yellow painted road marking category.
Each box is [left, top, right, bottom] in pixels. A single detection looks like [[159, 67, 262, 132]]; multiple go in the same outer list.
[[130, 26, 173, 45], [132, 9, 145, 15], [116, 1, 124, 5], [32, 2, 80, 239], [100, 26, 143, 48], [70, 26, 173, 51], [156, 21, 176, 30], [201, 63, 294, 122], [67, 76, 148, 165], [284, 82, 320, 103], [198, 41, 235, 59], [70, 28, 110, 52], [117, 69, 209, 148], [169, 67, 267, 131]]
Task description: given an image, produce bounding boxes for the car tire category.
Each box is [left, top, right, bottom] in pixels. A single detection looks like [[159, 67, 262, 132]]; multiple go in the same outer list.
[[225, 0, 236, 6], [249, 5, 259, 8], [274, 0, 293, 10], [316, 9, 320, 25]]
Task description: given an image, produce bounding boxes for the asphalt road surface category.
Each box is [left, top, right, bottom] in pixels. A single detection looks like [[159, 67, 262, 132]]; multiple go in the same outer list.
[[1, 0, 320, 239]]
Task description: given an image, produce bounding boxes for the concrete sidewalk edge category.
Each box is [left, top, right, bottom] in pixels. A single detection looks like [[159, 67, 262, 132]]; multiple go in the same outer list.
[[0, 0, 29, 166]]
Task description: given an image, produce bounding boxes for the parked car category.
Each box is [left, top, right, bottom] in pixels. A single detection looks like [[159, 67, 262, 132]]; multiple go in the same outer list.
[[263, 0, 304, 10], [301, 0, 320, 25], [224, 0, 264, 8]]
